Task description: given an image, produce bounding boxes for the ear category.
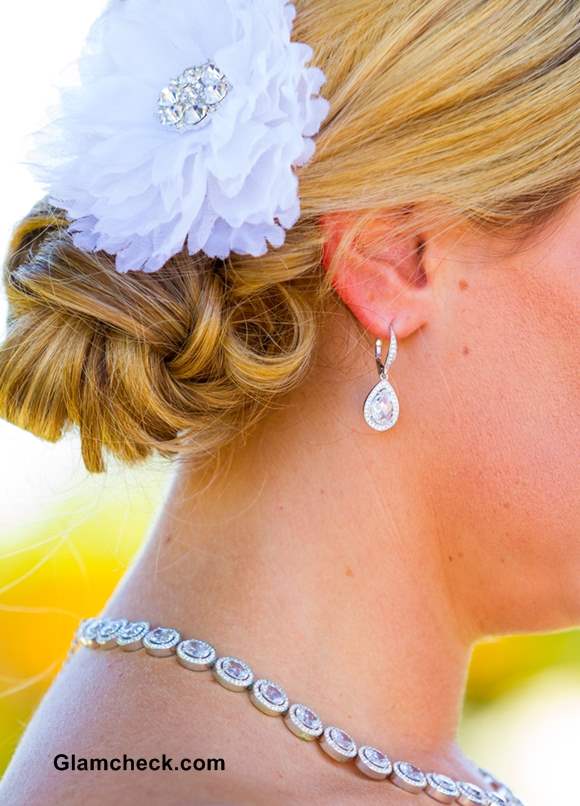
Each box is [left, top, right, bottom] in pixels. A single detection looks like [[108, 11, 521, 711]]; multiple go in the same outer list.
[[320, 209, 435, 339]]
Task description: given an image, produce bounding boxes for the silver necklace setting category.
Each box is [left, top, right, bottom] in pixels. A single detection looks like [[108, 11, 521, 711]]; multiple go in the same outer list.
[[71, 617, 525, 805]]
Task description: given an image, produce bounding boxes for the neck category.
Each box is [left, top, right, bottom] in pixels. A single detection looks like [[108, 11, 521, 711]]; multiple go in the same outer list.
[[117, 309, 478, 776]]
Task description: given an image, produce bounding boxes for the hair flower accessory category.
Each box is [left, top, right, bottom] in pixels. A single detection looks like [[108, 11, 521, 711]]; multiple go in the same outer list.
[[32, 0, 330, 273]]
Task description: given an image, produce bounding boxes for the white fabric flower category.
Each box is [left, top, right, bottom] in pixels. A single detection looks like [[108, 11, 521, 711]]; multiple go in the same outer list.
[[33, 0, 330, 272]]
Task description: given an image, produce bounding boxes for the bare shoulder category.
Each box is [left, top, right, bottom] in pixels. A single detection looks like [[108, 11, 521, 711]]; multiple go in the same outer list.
[[1, 649, 269, 805], [0, 649, 403, 806]]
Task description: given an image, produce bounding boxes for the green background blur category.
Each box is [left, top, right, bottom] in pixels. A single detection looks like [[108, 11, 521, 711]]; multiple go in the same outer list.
[[0, 4, 579, 805]]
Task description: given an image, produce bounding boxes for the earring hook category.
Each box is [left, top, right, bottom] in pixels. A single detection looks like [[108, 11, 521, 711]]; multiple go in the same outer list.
[[374, 324, 398, 380]]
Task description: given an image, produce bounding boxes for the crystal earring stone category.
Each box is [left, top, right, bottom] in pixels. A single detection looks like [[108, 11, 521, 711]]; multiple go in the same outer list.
[[363, 327, 400, 431], [363, 378, 399, 431], [158, 60, 233, 131]]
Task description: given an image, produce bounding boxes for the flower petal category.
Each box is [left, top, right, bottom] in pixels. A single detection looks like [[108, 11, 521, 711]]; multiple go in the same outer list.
[[32, 0, 330, 271]]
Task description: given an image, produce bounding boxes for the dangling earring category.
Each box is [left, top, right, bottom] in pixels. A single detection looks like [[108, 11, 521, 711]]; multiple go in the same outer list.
[[363, 324, 400, 431]]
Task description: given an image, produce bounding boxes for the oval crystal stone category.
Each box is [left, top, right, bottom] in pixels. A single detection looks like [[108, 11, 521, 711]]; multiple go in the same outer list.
[[213, 656, 254, 691], [284, 703, 324, 740], [320, 725, 357, 762], [363, 747, 389, 767], [182, 639, 212, 659], [391, 760, 427, 793], [96, 618, 127, 648], [118, 621, 148, 640], [356, 745, 392, 780], [149, 627, 177, 645], [97, 619, 124, 637], [426, 772, 460, 802], [430, 773, 458, 791], [116, 620, 149, 651], [330, 728, 355, 753], [78, 617, 103, 647], [144, 626, 181, 656], [399, 762, 423, 782], [223, 659, 250, 680], [457, 782, 488, 805], [261, 682, 285, 706], [487, 794, 508, 806], [296, 705, 320, 730], [250, 679, 289, 716], [177, 639, 216, 671]]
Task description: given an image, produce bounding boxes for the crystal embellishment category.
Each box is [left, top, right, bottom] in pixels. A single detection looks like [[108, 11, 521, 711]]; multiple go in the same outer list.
[[363, 378, 399, 431], [356, 745, 392, 780], [78, 617, 103, 648], [95, 618, 127, 649], [213, 656, 254, 691], [320, 726, 357, 762], [391, 761, 428, 793], [425, 772, 460, 802], [116, 620, 150, 651], [73, 614, 524, 806], [457, 782, 489, 805], [284, 703, 324, 740], [250, 679, 289, 716], [158, 61, 233, 131], [143, 626, 181, 656], [177, 639, 217, 671]]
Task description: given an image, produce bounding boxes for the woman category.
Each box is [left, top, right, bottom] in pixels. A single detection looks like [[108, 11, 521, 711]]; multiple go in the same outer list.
[[0, 0, 578, 803]]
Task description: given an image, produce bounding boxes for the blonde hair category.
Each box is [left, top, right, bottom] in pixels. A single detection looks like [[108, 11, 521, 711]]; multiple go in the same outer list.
[[1, 0, 579, 472]]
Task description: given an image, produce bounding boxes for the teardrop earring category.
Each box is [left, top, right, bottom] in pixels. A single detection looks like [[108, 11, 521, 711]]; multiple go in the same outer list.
[[363, 324, 400, 431]]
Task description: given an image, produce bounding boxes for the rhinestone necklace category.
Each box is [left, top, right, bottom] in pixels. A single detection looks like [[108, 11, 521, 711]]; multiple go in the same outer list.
[[71, 617, 524, 806]]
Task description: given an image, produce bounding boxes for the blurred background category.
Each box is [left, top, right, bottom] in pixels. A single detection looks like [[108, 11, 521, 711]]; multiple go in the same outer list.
[[1, 4, 579, 804]]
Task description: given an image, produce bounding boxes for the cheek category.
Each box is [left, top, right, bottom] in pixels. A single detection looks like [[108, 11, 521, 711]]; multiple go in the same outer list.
[[410, 260, 580, 630]]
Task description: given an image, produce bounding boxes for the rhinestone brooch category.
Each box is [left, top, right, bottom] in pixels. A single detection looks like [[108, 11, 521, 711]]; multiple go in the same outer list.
[[158, 61, 233, 131], [70, 617, 525, 805]]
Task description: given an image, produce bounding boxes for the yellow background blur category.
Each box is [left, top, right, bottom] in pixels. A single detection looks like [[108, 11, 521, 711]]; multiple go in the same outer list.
[[1, 4, 579, 805]]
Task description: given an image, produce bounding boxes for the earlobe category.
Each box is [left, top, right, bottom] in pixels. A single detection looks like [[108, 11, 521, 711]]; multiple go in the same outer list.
[[320, 210, 434, 340]]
